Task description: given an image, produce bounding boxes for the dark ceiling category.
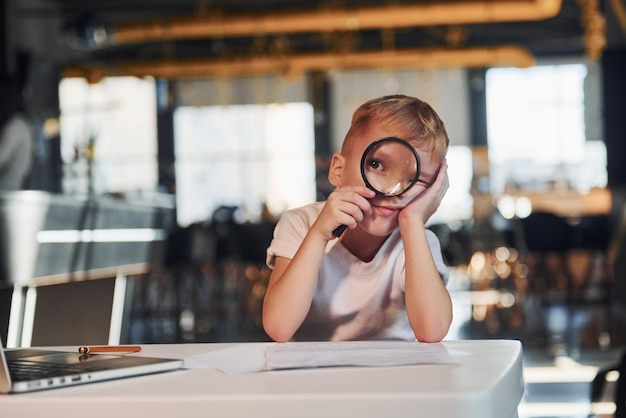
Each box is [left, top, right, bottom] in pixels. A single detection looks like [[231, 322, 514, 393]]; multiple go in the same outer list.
[[14, 0, 626, 79]]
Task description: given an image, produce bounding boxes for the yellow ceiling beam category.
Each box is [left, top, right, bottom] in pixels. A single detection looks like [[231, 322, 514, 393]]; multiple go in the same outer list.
[[64, 46, 535, 81], [110, 0, 562, 44]]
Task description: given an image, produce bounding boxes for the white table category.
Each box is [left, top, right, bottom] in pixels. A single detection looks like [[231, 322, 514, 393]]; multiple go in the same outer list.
[[1, 340, 524, 418]]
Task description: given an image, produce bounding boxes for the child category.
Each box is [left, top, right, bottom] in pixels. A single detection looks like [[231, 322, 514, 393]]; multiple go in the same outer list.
[[263, 94, 451, 342]]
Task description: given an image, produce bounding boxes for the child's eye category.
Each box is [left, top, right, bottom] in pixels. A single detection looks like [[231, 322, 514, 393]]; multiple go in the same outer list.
[[368, 159, 385, 171]]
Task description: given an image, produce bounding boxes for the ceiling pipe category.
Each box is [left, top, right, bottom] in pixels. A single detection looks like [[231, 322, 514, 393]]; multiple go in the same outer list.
[[64, 46, 535, 80], [108, 0, 562, 45]]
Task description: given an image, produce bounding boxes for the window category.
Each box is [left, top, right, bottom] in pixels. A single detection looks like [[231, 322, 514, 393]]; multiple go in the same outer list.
[[428, 145, 474, 225], [59, 76, 158, 194], [174, 103, 316, 227], [486, 63, 606, 195]]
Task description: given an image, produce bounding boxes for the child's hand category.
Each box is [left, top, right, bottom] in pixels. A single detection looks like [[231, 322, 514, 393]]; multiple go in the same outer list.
[[399, 160, 449, 225], [313, 186, 375, 240]]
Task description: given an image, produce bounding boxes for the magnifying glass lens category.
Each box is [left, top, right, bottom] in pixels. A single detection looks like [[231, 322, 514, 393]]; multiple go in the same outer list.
[[361, 138, 420, 197], [333, 137, 420, 237]]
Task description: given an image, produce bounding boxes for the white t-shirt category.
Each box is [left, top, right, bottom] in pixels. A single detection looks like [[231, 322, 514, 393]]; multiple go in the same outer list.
[[266, 202, 449, 341]]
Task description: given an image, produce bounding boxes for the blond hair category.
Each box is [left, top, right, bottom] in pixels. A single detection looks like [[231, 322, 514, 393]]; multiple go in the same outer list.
[[342, 95, 449, 162]]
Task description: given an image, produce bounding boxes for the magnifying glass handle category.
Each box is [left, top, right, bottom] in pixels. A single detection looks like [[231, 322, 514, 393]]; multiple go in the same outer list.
[[332, 224, 347, 237]]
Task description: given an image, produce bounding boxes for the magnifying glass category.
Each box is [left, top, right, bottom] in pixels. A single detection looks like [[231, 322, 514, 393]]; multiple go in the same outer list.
[[333, 137, 420, 237]]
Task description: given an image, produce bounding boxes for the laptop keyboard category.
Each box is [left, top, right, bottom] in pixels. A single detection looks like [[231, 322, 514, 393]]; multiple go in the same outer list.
[[8, 360, 93, 382]]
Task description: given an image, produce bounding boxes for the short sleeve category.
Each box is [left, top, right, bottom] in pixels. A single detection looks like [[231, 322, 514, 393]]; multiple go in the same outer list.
[[265, 206, 315, 269]]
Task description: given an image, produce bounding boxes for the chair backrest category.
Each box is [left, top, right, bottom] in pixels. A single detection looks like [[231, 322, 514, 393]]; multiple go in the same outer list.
[[590, 350, 626, 417], [520, 212, 575, 253], [575, 214, 610, 251]]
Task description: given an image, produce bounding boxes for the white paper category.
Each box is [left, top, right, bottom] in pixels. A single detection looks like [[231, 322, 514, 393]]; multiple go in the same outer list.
[[266, 341, 467, 370], [185, 341, 469, 374], [184, 343, 273, 373]]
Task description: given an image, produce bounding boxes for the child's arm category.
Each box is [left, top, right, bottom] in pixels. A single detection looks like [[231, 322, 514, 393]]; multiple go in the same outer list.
[[398, 161, 453, 342], [262, 186, 374, 342]]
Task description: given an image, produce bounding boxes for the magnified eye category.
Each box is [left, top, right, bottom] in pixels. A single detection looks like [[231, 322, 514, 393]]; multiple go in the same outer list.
[[360, 137, 421, 197], [367, 159, 385, 171]]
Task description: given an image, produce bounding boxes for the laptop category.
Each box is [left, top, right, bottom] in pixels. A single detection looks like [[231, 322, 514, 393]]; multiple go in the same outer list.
[[0, 338, 183, 394]]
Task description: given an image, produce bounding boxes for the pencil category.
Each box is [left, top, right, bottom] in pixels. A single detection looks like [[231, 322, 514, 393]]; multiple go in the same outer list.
[[78, 345, 142, 354]]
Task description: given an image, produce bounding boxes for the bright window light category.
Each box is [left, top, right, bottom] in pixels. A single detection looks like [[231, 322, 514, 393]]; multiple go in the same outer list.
[[174, 103, 316, 227], [59, 76, 158, 194], [429, 145, 474, 225], [486, 63, 606, 195]]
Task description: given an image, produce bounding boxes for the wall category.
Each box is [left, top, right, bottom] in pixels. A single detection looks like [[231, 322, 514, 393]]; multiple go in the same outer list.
[[329, 68, 470, 152], [174, 76, 310, 107]]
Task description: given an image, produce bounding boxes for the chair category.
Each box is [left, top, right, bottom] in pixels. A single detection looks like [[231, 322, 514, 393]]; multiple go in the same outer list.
[[590, 349, 625, 418], [570, 213, 617, 350], [521, 212, 617, 352], [572, 214, 611, 297], [520, 212, 576, 296]]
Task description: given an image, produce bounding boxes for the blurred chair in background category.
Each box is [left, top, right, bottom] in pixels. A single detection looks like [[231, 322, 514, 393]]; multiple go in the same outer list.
[[520, 211, 576, 298], [570, 214, 612, 300]]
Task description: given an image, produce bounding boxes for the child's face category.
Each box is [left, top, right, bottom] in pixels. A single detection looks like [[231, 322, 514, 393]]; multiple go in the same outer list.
[[341, 126, 441, 236]]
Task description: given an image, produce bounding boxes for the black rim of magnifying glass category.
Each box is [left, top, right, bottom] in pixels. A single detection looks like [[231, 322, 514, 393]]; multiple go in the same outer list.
[[360, 137, 421, 197]]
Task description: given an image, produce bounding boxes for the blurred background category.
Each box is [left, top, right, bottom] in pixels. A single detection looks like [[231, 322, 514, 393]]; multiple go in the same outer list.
[[1, 0, 626, 416]]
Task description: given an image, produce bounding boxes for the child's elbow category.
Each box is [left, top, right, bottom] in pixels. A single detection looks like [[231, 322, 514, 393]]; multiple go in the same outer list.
[[263, 318, 294, 343], [265, 328, 292, 343], [415, 332, 446, 343], [412, 320, 451, 343]]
